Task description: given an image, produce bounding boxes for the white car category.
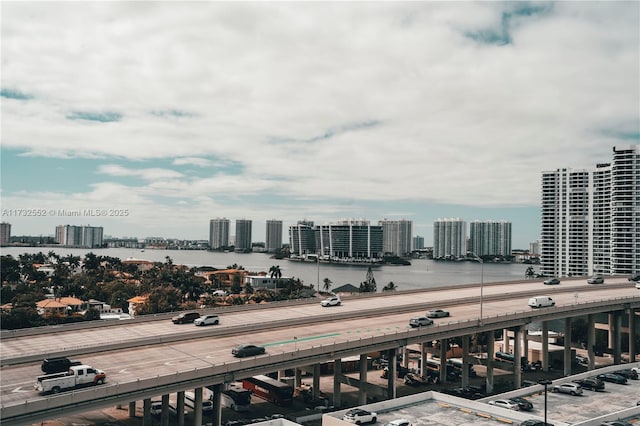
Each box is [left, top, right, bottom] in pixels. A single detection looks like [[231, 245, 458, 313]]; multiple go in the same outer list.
[[386, 419, 411, 426], [635, 282, 640, 290], [409, 316, 434, 327], [426, 309, 450, 318], [488, 399, 520, 410], [552, 382, 583, 395], [150, 401, 180, 416], [321, 296, 341, 307], [343, 408, 377, 424], [212, 290, 228, 296], [194, 314, 220, 326]]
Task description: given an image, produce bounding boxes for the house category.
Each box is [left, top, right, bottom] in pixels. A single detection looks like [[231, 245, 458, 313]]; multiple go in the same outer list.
[[127, 295, 148, 318]]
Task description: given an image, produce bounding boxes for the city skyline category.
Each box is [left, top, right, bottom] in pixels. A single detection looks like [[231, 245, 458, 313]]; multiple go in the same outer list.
[[2, 2, 638, 249]]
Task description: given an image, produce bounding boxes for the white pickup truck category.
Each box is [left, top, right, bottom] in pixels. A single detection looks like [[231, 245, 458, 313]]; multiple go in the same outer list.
[[35, 365, 106, 394]]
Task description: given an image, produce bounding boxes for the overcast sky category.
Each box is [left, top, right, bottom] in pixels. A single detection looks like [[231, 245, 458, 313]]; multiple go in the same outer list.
[[1, 1, 638, 249]]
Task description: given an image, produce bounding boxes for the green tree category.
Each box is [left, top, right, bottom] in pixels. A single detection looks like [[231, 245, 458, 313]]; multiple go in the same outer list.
[[231, 274, 242, 294], [269, 265, 282, 279], [525, 266, 536, 279], [382, 281, 397, 292], [322, 278, 332, 292], [359, 267, 377, 293]]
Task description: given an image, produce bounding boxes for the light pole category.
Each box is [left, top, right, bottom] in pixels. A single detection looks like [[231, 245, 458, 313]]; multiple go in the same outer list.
[[479, 258, 484, 324], [538, 379, 552, 425], [316, 254, 320, 293]]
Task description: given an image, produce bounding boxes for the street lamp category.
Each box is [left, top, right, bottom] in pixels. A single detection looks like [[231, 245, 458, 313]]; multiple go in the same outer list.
[[479, 258, 484, 324], [538, 379, 552, 425]]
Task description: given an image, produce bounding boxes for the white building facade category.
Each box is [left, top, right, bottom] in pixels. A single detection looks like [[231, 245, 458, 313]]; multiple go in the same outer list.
[[234, 219, 252, 252], [265, 219, 283, 253], [209, 218, 230, 250], [468, 220, 512, 257], [433, 218, 466, 259], [379, 219, 413, 256]]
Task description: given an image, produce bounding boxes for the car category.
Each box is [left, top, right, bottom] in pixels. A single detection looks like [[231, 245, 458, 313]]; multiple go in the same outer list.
[[596, 373, 627, 384], [321, 296, 341, 307], [343, 408, 377, 424], [41, 357, 82, 374], [636, 282, 640, 289], [212, 289, 228, 296], [426, 309, 450, 318], [150, 401, 179, 416], [488, 399, 520, 410], [587, 275, 604, 284], [509, 396, 534, 411], [575, 354, 589, 364], [572, 377, 605, 391], [528, 296, 555, 308], [409, 316, 434, 327], [194, 314, 220, 326], [231, 344, 266, 358], [613, 369, 638, 380], [551, 382, 583, 395], [629, 274, 640, 282], [171, 311, 200, 324], [543, 278, 560, 285], [385, 419, 411, 426], [521, 421, 554, 426], [600, 422, 633, 426]]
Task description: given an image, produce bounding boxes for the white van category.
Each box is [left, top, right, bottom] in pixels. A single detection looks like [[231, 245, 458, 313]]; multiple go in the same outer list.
[[184, 391, 214, 412], [528, 296, 555, 308]]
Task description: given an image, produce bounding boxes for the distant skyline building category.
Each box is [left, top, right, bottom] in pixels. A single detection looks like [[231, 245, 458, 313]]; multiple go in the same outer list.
[[55, 225, 103, 248], [289, 221, 316, 256], [265, 219, 283, 253], [234, 219, 252, 252], [0, 222, 11, 245], [468, 220, 512, 257], [413, 235, 425, 250], [209, 218, 230, 250], [317, 218, 383, 259], [433, 218, 466, 258], [379, 219, 413, 256]]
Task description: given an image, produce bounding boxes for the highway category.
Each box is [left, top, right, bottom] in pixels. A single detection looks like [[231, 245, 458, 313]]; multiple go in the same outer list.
[[1, 277, 639, 424]]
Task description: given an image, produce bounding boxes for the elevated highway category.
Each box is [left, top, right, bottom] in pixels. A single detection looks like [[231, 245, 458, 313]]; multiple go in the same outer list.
[[1, 277, 639, 425]]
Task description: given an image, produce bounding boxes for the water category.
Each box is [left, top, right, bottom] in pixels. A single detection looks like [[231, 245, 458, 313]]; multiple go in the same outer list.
[[1, 247, 531, 291]]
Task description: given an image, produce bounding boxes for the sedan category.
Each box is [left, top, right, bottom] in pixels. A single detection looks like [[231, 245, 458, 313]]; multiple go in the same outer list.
[[597, 373, 627, 384], [194, 314, 220, 326], [488, 399, 520, 410], [426, 309, 450, 318], [409, 317, 434, 327], [521, 421, 554, 426], [231, 344, 266, 358], [543, 278, 560, 285], [601, 422, 632, 426], [587, 275, 604, 284], [509, 396, 533, 411], [386, 419, 411, 426]]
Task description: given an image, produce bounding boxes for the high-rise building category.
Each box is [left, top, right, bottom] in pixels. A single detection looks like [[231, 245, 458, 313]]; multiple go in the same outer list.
[[540, 144, 639, 277], [0, 222, 11, 245], [316, 219, 383, 259], [289, 221, 316, 256], [265, 220, 283, 253], [234, 219, 252, 252], [379, 219, 413, 256], [209, 218, 230, 250], [433, 218, 466, 258], [413, 235, 425, 250], [55, 225, 103, 248], [468, 221, 512, 257]]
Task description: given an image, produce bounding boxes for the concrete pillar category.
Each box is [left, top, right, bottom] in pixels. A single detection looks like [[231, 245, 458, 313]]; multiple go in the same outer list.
[[503, 329, 510, 353], [461, 335, 470, 387], [193, 387, 203, 426], [176, 391, 185, 426], [439, 339, 448, 384], [513, 327, 522, 388], [523, 328, 529, 362], [143, 399, 152, 426], [564, 317, 572, 376], [211, 384, 223, 426], [359, 354, 368, 405], [614, 312, 622, 365], [295, 368, 302, 387], [608, 313, 615, 349], [313, 364, 321, 400], [420, 343, 428, 378], [333, 358, 342, 407], [587, 314, 596, 370], [161, 394, 170, 426], [388, 349, 397, 399], [629, 308, 637, 362], [128, 401, 136, 418], [542, 321, 549, 372], [402, 347, 409, 368], [486, 331, 494, 394]]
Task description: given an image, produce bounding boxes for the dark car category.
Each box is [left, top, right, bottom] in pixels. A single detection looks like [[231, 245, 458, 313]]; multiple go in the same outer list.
[[597, 373, 627, 384], [521, 421, 554, 426], [41, 357, 82, 374], [509, 396, 533, 411], [543, 278, 560, 285], [573, 377, 605, 391], [171, 312, 200, 324], [601, 422, 633, 426], [629, 274, 640, 282], [613, 369, 638, 380], [232, 344, 266, 358]]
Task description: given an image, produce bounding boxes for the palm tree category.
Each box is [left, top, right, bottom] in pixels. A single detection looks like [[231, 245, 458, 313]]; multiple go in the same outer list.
[[322, 278, 332, 292], [525, 266, 536, 279], [382, 281, 397, 292], [269, 265, 282, 279]]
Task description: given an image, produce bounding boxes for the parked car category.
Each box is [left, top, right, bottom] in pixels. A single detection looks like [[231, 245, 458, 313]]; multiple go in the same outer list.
[[575, 354, 589, 364], [572, 377, 605, 391], [41, 357, 82, 374], [596, 373, 627, 384], [636, 282, 640, 289], [509, 396, 534, 411], [385, 419, 411, 426], [521, 421, 554, 426], [321, 296, 341, 307], [211, 289, 228, 296], [552, 383, 583, 395], [409, 316, 434, 327], [488, 399, 520, 410], [150, 401, 180, 417], [194, 314, 220, 326], [343, 408, 377, 424], [613, 369, 638, 380], [601, 422, 632, 426], [232, 344, 266, 358], [629, 274, 640, 282], [171, 312, 200, 324], [587, 275, 604, 284], [543, 278, 560, 285], [426, 309, 450, 318]]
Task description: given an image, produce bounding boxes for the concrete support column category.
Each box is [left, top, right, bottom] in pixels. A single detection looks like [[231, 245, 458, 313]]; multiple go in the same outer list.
[[608, 313, 615, 349], [313, 364, 321, 400], [388, 349, 397, 400], [128, 401, 136, 418], [523, 328, 529, 362], [211, 384, 223, 426], [513, 327, 522, 389], [420, 343, 428, 378], [542, 322, 549, 372], [161, 394, 170, 426], [564, 317, 572, 376], [295, 368, 302, 388], [629, 308, 637, 362], [333, 358, 342, 407], [614, 312, 622, 365], [503, 329, 510, 353], [485, 331, 494, 393], [176, 391, 185, 426], [193, 387, 203, 426], [588, 314, 596, 370], [143, 398, 152, 426], [402, 347, 409, 368], [359, 354, 368, 405], [439, 339, 448, 384], [461, 335, 470, 387]]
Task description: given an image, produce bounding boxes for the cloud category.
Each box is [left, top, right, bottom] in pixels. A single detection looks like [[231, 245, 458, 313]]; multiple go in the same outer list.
[[97, 164, 184, 180]]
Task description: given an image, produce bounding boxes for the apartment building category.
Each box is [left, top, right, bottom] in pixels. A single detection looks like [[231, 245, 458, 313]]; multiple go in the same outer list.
[[55, 225, 103, 248], [265, 219, 283, 253], [433, 218, 466, 258], [209, 218, 230, 250], [469, 221, 512, 257], [289, 220, 316, 256], [234, 219, 252, 252], [316, 219, 383, 260], [379, 219, 413, 256]]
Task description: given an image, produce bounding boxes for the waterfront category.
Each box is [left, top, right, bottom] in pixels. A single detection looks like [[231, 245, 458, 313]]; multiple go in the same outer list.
[[0, 247, 532, 291]]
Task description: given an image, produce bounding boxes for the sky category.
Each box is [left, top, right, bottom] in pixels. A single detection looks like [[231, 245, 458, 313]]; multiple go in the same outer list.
[[1, 1, 638, 249]]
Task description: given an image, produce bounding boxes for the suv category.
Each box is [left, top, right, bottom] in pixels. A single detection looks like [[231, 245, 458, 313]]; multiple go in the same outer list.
[[171, 312, 200, 324], [194, 314, 220, 326], [573, 377, 605, 391], [41, 357, 82, 374], [343, 409, 377, 424], [409, 317, 434, 327], [552, 382, 583, 395], [321, 296, 341, 307]]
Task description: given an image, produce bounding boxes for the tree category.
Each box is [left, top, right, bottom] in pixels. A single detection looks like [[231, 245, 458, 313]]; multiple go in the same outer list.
[[359, 267, 377, 293], [322, 278, 332, 292], [525, 266, 536, 279], [382, 281, 397, 292], [269, 265, 282, 279], [231, 274, 242, 294]]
